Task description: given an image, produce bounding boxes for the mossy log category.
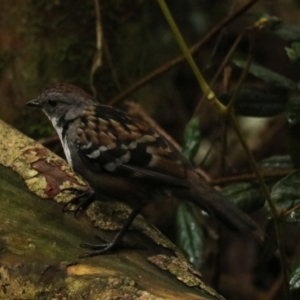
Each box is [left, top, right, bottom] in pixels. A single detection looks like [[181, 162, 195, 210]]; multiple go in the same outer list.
[[0, 119, 224, 300]]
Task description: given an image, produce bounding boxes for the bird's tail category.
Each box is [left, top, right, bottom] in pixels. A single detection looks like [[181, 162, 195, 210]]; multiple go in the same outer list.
[[178, 181, 264, 242]]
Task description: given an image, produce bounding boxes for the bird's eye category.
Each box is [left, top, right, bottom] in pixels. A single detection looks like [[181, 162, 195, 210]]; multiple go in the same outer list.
[[47, 99, 57, 107]]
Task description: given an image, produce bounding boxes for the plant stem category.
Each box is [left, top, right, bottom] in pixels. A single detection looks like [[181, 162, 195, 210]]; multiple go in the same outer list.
[[230, 113, 290, 299], [157, 0, 226, 114]]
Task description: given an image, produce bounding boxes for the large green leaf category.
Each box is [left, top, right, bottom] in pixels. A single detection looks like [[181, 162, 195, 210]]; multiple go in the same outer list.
[[290, 260, 300, 291], [286, 97, 300, 167], [260, 155, 294, 170], [268, 171, 300, 223], [221, 156, 292, 213], [222, 182, 266, 213], [233, 60, 298, 91], [219, 87, 288, 117], [286, 96, 300, 125], [176, 202, 204, 270], [272, 25, 300, 42], [182, 117, 201, 160], [286, 42, 300, 65], [290, 260, 300, 299]]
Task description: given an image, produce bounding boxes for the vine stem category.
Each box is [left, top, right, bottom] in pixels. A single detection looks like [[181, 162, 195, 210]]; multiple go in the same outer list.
[[157, 0, 226, 113], [90, 0, 103, 97]]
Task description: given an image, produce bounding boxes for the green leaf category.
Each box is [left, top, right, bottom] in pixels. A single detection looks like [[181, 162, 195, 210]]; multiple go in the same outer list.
[[221, 156, 292, 214], [221, 182, 265, 213], [286, 97, 300, 167], [290, 260, 300, 300], [286, 46, 298, 63], [286, 43, 300, 64], [182, 117, 201, 160], [268, 171, 300, 223], [260, 155, 294, 170], [286, 96, 300, 168], [176, 202, 204, 270], [291, 260, 300, 290], [272, 25, 300, 42], [286, 96, 300, 125], [219, 87, 288, 117], [254, 13, 281, 31], [233, 60, 298, 91]]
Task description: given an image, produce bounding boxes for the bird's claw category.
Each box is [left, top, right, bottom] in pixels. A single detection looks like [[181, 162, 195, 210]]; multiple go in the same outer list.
[[61, 187, 95, 216]]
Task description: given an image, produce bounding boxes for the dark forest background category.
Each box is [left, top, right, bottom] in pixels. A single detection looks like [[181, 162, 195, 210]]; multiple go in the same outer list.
[[1, 1, 300, 299]]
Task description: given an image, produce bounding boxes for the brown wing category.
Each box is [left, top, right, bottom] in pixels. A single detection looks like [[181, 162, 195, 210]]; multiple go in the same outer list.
[[74, 104, 191, 188]]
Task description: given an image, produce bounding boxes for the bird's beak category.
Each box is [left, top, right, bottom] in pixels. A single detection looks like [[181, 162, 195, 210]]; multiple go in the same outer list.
[[26, 99, 41, 107]]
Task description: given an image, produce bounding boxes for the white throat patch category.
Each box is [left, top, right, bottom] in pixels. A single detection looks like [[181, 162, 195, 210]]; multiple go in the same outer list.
[[50, 117, 73, 167]]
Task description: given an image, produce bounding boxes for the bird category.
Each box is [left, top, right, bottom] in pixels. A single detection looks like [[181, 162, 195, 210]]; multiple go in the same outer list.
[[27, 83, 263, 257]]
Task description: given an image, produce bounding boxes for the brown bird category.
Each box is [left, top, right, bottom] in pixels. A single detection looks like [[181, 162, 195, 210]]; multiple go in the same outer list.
[[27, 83, 262, 257]]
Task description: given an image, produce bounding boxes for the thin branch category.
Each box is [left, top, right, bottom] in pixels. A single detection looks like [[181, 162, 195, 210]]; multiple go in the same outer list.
[[90, 0, 103, 97], [283, 201, 300, 217], [103, 40, 122, 92], [228, 48, 253, 111], [222, 23, 289, 298], [210, 169, 294, 186], [38, 135, 59, 146], [230, 113, 290, 300], [192, 31, 243, 117], [157, 0, 225, 113]]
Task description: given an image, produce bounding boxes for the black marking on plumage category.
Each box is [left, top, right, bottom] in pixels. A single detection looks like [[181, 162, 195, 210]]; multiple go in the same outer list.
[[120, 139, 134, 147], [128, 142, 152, 166], [78, 149, 103, 172], [104, 146, 127, 162], [154, 135, 171, 150], [80, 115, 89, 126], [79, 140, 96, 155], [58, 115, 75, 139]]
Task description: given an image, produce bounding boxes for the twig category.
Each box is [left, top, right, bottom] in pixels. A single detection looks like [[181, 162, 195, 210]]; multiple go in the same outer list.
[[228, 50, 253, 111], [38, 135, 59, 146], [283, 201, 300, 217], [193, 31, 243, 117], [90, 0, 103, 97], [210, 169, 294, 186], [230, 113, 290, 300], [264, 276, 284, 300], [157, 0, 226, 115], [103, 40, 122, 92]]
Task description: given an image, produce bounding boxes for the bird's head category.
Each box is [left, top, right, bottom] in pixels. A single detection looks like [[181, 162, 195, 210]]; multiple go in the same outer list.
[[26, 83, 96, 123]]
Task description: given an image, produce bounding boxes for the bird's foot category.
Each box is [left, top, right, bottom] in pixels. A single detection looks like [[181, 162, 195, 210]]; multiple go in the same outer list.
[[61, 187, 95, 216], [78, 235, 145, 258]]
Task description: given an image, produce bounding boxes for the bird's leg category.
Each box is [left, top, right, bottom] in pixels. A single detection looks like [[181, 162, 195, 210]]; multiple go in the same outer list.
[[79, 207, 142, 258], [61, 186, 96, 216]]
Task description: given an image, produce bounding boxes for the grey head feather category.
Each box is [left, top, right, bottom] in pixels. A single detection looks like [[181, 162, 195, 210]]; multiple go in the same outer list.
[[34, 83, 97, 122]]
